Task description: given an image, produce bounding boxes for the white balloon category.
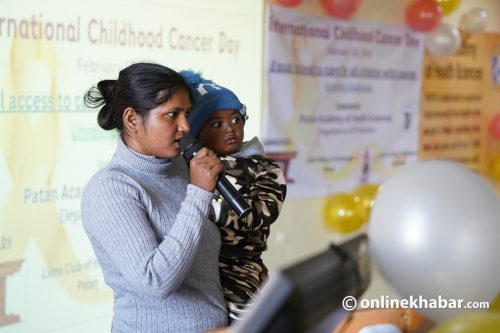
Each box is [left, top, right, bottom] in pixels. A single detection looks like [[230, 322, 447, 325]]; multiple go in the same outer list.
[[460, 7, 489, 33], [425, 23, 461, 57], [368, 160, 500, 323]]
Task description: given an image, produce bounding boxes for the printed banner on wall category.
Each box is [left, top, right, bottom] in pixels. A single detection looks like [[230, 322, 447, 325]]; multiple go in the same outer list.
[[262, 6, 424, 199], [0, 1, 261, 332], [419, 31, 500, 192]]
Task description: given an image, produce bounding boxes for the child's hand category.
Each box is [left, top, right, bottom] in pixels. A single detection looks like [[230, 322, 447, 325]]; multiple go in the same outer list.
[[189, 147, 223, 192]]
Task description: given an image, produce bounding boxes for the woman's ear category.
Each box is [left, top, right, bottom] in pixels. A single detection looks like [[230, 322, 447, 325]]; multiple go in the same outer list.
[[123, 107, 139, 134]]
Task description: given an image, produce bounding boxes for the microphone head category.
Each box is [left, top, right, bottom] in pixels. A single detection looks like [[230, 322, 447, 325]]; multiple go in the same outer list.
[[178, 135, 204, 162], [178, 134, 196, 151]]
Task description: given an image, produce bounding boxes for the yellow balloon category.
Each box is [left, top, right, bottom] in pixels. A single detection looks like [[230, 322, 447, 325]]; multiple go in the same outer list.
[[323, 193, 365, 234], [353, 183, 380, 222], [489, 293, 500, 313], [491, 154, 500, 181], [430, 313, 500, 333], [437, 0, 461, 16]]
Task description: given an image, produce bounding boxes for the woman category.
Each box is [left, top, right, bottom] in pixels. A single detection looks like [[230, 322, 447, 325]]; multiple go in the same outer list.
[[81, 62, 227, 332]]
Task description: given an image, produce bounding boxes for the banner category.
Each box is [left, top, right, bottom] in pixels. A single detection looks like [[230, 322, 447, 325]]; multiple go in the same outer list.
[[0, 1, 261, 332], [262, 6, 424, 199], [419, 31, 500, 192]]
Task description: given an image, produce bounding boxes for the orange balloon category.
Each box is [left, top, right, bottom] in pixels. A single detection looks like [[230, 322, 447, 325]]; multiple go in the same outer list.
[[406, 0, 443, 32], [323, 193, 365, 234], [321, 0, 362, 19], [489, 114, 500, 139], [276, 0, 303, 7], [353, 183, 380, 222]]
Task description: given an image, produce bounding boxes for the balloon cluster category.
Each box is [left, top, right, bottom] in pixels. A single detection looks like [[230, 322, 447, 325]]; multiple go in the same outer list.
[[369, 160, 500, 324], [323, 183, 379, 234], [405, 0, 489, 57]]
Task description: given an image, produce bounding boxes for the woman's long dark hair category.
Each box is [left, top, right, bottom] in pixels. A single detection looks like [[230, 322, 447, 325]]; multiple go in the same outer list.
[[84, 62, 193, 131]]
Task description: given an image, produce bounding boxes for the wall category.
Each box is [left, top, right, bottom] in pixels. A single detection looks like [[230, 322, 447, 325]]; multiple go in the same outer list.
[[261, 0, 500, 302]]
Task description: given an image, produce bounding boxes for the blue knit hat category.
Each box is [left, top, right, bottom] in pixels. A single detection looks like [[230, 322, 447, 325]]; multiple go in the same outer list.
[[180, 70, 247, 137]]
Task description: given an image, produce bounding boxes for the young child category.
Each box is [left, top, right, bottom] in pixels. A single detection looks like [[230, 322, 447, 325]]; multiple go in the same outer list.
[[180, 70, 287, 321]]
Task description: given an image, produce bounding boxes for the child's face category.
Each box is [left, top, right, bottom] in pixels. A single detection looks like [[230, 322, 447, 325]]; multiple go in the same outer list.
[[198, 109, 244, 155]]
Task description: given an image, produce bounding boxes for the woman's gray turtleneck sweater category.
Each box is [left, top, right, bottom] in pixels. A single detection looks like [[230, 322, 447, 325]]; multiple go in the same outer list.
[[81, 137, 227, 332]]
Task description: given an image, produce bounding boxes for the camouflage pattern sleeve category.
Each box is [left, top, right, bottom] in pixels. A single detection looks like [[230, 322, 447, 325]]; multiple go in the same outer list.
[[217, 156, 287, 232]]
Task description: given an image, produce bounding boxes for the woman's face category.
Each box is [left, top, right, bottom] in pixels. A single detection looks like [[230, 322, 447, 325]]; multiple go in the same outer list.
[[133, 90, 191, 158], [198, 109, 244, 155]]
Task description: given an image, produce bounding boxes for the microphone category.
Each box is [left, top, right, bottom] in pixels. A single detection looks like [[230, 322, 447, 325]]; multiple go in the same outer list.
[[178, 135, 253, 220]]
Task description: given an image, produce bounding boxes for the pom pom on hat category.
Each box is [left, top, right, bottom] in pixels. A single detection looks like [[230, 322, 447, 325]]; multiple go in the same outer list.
[[179, 70, 208, 88], [180, 69, 246, 137]]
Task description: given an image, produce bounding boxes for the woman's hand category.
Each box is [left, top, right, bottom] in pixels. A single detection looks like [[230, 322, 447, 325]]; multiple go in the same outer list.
[[189, 147, 224, 192]]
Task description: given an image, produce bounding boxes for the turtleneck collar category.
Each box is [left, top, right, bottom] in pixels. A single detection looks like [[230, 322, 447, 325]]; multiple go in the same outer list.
[[114, 136, 173, 175]]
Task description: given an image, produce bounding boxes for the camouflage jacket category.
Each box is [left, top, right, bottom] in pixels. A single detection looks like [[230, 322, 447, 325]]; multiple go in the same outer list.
[[215, 137, 287, 309], [216, 138, 287, 258]]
